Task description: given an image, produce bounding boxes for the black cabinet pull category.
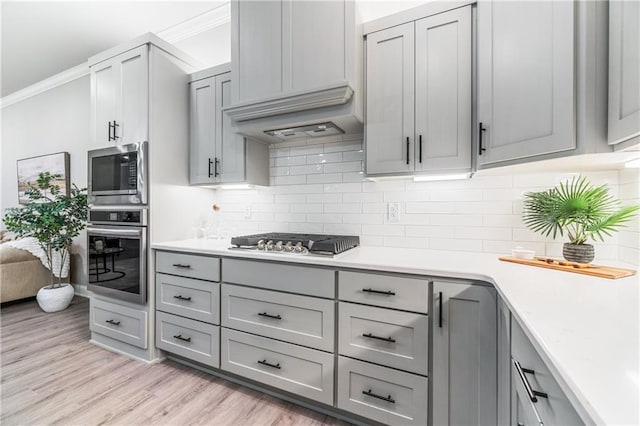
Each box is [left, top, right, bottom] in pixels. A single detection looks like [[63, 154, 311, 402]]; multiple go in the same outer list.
[[173, 334, 191, 342], [419, 134, 423, 163], [478, 122, 486, 155], [258, 312, 282, 320], [362, 389, 395, 404], [257, 359, 281, 369], [105, 319, 120, 326], [113, 120, 120, 140], [406, 137, 410, 165], [208, 158, 213, 178], [362, 333, 396, 343], [108, 121, 114, 141], [173, 295, 192, 301], [439, 291, 443, 328], [514, 360, 548, 403], [214, 157, 220, 177], [362, 288, 395, 296], [172, 263, 191, 269]]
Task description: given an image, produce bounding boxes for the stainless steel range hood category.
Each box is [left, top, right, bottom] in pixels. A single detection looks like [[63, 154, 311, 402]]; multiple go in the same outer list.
[[222, 82, 363, 145]]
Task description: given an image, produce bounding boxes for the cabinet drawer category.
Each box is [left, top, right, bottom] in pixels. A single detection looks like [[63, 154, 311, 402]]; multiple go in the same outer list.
[[156, 251, 220, 282], [223, 259, 334, 298], [339, 271, 429, 313], [512, 362, 544, 426], [222, 284, 334, 352], [339, 303, 428, 375], [90, 298, 147, 349], [221, 328, 334, 405], [156, 273, 220, 324], [337, 356, 428, 425], [156, 311, 220, 368], [512, 318, 583, 425]]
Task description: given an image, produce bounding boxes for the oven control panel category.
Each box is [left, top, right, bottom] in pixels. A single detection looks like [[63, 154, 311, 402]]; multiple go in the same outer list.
[[89, 209, 146, 226]]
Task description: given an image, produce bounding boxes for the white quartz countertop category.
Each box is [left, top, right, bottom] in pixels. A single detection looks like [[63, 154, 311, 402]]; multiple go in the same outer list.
[[152, 239, 639, 425]]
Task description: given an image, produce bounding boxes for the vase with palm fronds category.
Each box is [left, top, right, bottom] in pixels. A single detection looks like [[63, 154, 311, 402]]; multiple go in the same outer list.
[[522, 176, 639, 263]]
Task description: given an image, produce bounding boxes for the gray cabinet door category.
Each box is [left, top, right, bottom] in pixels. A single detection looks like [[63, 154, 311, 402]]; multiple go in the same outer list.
[[432, 281, 497, 426], [283, 0, 346, 92], [608, 0, 640, 145], [477, 1, 575, 165], [117, 45, 148, 146], [90, 59, 117, 149], [216, 72, 245, 183], [232, 0, 283, 103], [365, 22, 415, 175], [189, 77, 216, 185], [415, 6, 472, 173]]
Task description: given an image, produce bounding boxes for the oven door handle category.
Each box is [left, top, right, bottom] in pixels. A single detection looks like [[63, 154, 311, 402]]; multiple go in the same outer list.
[[87, 227, 143, 237]]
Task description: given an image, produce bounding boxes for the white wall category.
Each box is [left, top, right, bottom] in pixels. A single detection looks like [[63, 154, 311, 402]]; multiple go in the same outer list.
[[618, 168, 640, 265], [208, 136, 639, 267], [173, 22, 231, 69], [1, 76, 90, 282]]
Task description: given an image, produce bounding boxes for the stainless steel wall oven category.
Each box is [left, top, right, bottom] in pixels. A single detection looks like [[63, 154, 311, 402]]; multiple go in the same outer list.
[[86, 208, 147, 304], [88, 142, 148, 205]]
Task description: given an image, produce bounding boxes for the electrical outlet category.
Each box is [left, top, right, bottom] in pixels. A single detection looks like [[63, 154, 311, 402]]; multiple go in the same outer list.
[[388, 203, 399, 223], [244, 206, 252, 219]]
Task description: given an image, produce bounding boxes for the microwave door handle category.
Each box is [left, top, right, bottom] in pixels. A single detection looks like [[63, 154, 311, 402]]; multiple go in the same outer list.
[[87, 227, 142, 237]]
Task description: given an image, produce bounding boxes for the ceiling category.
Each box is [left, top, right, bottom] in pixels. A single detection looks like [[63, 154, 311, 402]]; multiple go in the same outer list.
[[0, 0, 427, 99], [0, 1, 223, 97]]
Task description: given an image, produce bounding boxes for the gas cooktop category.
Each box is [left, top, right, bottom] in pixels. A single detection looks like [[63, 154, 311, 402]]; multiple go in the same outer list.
[[230, 233, 360, 256]]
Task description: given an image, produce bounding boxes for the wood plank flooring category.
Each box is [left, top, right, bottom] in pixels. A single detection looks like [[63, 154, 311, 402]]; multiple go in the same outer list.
[[1, 297, 350, 425]]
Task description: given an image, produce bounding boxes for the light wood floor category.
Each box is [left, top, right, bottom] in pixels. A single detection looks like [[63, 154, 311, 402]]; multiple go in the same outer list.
[[1, 297, 350, 426]]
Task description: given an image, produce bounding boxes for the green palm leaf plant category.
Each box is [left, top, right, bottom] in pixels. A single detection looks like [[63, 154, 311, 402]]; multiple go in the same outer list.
[[522, 176, 639, 262]]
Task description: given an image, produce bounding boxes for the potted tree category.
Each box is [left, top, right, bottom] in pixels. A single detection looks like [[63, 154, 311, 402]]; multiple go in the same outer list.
[[523, 176, 639, 263], [3, 172, 88, 312]]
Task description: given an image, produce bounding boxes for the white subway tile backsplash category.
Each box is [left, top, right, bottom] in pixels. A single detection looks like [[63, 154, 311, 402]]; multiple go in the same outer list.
[[207, 139, 635, 265]]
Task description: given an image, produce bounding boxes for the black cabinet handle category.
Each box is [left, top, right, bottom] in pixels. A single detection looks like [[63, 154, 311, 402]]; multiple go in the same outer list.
[[406, 137, 410, 165], [362, 288, 396, 296], [173, 295, 192, 301], [108, 121, 113, 141], [105, 319, 120, 326], [514, 360, 548, 403], [362, 333, 396, 343], [173, 334, 191, 342], [172, 263, 191, 269], [419, 134, 423, 163], [439, 291, 443, 328], [258, 312, 282, 320], [257, 359, 281, 369], [208, 158, 213, 178], [214, 157, 220, 177], [113, 120, 120, 140], [362, 389, 395, 404], [478, 122, 486, 155]]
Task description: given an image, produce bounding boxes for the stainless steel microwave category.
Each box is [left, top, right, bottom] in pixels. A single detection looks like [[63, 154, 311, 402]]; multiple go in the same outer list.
[[88, 142, 147, 205]]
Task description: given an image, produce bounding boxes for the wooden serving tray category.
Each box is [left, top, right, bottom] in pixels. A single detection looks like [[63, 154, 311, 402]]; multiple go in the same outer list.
[[499, 256, 637, 279]]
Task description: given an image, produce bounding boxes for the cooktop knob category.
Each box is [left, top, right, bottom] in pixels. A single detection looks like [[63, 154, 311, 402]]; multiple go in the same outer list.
[[275, 241, 284, 251], [293, 242, 306, 253], [257, 240, 265, 250], [265, 240, 274, 251], [283, 241, 294, 252]]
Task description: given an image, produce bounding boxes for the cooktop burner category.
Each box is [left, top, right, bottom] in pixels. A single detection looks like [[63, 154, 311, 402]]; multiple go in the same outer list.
[[230, 233, 360, 256]]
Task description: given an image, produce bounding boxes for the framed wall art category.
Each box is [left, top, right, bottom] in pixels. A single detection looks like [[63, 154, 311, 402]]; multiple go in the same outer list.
[[17, 152, 70, 204]]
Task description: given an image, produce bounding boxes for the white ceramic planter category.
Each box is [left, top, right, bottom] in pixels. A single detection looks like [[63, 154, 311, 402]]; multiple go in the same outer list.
[[36, 283, 75, 312]]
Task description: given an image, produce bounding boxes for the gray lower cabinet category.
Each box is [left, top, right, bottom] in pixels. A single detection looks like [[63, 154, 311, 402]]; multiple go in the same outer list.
[[337, 356, 428, 425], [608, 0, 640, 146], [156, 273, 220, 324], [156, 311, 220, 368], [432, 281, 497, 426], [90, 297, 148, 349], [156, 251, 221, 282], [221, 284, 334, 351], [511, 317, 583, 425], [338, 302, 428, 375], [220, 328, 334, 405]]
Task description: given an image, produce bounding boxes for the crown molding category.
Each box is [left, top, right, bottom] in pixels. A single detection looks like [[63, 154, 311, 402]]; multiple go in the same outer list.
[[158, 2, 230, 44], [1, 62, 89, 109]]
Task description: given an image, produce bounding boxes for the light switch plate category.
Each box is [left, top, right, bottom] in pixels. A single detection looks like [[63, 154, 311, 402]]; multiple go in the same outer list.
[[388, 203, 399, 223], [244, 206, 252, 219]]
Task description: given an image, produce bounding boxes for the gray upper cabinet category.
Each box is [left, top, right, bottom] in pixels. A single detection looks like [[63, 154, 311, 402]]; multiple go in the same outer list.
[[365, 22, 415, 175], [189, 64, 269, 186], [365, 6, 472, 176], [90, 45, 149, 149], [432, 281, 497, 426], [231, 0, 356, 104], [608, 0, 640, 146]]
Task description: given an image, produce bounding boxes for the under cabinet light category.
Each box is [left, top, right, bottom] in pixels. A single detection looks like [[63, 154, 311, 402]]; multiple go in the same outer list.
[[218, 184, 253, 190], [413, 173, 472, 182], [624, 158, 640, 168]]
